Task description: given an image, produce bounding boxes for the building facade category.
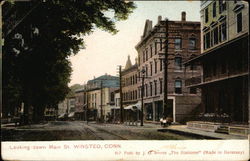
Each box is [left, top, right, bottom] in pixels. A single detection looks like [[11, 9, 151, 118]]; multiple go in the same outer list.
[[185, 1, 249, 126], [121, 56, 139, 106], [86, 74, 119, 121], [75, 87, 87, 120], [135, 12, 202, 123]]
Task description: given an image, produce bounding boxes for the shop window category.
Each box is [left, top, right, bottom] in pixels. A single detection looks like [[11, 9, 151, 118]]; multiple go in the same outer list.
[[175, 38, 182, 50], [237, 12, 242, 33], [175, 80, 182, 94], [189, 38, 196, 50]]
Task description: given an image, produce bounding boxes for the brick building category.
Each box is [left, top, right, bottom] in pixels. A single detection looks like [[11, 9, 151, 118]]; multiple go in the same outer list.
[[121, 56, 139, 106], [184, 0, 249, 134], [135, 12, 201, 123]]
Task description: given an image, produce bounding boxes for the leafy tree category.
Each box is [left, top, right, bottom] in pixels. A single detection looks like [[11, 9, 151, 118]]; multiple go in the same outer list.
[[3, 0, 135, 124]]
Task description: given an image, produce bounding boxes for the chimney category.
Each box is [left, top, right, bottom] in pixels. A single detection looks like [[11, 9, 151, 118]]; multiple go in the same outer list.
[[181, 11, 186, 21], [158, 15, 162, 23]]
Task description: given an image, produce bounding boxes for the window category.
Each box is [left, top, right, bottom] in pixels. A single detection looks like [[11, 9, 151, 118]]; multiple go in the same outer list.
[[110, 92, 114, 102], [145, 84, 148, 97], [155, 61, 157, 73], [175, 57, 182, 70], [213, 2, 217, 18], [159, 79, 163, 94], [189, 38, 196, 50], [160, 38, 163, 50], [150, 83, 153, 96], [175, 38, 182, 50], [213, 26, 219, 45], [205, 8, 209, 23], [155, 42, 157, 55], [146, 50, 148, 61], [219, 0, 226, 13], [160, 60, 163, 71], [150, 62, 153, 76], [205, 32, 211, 49], [190, 64, 197, 70], [220, 21, 227, 41], [237, 12, 242, 33], [150, 45, 153, 57], [211, 30, 214, 47], [145, 66, 148, 77], [203, 35, 206, 50], [190, 88, 197, 94], [154, 81, 157, 95], [143, 52, 145, 62], [175, 80, 182, 94]]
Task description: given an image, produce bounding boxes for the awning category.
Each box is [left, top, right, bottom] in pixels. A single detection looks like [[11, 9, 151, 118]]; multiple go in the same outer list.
[[111, 106, 120, 110], [124, 101, 141, 111], [68, 112, 75, 118], [58, 113, 66, 118]]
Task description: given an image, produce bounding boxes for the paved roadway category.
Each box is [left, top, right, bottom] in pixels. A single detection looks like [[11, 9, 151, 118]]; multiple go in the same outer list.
[[1, 121, 196, 141]]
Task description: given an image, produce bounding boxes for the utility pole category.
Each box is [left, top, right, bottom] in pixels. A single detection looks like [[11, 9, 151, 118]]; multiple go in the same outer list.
[[100, 80, 103, 122], [140, 68, 145, 126], [119, 66, 124, 123], [163, 19, 169, 118]]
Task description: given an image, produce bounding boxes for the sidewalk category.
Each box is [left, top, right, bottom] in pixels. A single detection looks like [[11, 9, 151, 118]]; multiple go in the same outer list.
[[158, 125, 248, 140]]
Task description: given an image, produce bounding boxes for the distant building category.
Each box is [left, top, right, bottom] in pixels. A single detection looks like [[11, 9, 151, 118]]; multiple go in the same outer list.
[[185, 1, 249, 127], [86, 74, 119, 121], [58, 99, 68, 118], [135, 12, 201, 123], [75, 86, 87, 120]]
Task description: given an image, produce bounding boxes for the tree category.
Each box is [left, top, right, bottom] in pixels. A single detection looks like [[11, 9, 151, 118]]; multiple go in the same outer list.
[[3, 0, 135, 124]]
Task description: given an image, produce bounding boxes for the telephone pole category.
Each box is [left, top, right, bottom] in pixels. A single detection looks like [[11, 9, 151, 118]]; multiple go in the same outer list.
[[119, 66, 124, 123], [100, 80, 103, 122], [140, 68, 145, 126], [163, 19, 169, 118]]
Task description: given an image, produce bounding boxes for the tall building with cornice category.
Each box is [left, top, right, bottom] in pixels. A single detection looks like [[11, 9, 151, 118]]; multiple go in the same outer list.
[[135, 12, 201, 123]]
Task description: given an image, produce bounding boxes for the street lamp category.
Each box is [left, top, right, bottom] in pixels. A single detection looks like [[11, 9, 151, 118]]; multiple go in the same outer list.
[[140, 67, 146, 126]]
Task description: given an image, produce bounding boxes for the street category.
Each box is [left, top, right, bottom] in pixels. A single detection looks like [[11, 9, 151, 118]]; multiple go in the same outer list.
[[1, 121, 196, 141]]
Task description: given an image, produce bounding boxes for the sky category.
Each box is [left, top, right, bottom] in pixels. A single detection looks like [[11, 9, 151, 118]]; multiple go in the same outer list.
[[69, 1, 201, 86]]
